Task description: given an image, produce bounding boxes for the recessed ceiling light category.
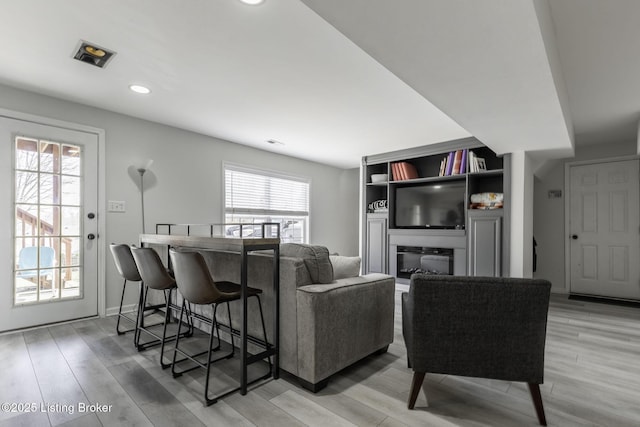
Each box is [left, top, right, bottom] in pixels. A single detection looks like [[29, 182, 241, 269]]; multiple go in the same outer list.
[[129, 84, 151, 94], [240, 0, 265, 5]]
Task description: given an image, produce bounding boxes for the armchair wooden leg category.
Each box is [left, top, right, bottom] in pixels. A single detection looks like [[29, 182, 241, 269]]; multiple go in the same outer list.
[[408, 372, 425, 409], [528, 383, 547, 426]]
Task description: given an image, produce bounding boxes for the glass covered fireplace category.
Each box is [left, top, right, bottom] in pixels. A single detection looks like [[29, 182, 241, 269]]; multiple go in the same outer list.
[[396, 246, 454, 279]]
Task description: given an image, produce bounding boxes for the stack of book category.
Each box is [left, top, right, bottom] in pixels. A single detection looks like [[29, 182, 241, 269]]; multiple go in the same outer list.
[[438, 149, 468, 176], [467, 151, 487, 173], [391, 162, 419, 181], [437, 150, 488, 175]]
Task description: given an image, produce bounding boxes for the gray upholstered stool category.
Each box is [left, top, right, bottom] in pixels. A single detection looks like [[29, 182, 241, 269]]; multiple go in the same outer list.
[[131, 246, 191, 368], [168, 249, 270, 406], [109, 244, 144, 336]]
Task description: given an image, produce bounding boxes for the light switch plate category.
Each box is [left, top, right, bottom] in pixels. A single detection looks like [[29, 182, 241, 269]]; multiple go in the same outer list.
[[108, 200, 126, 212]]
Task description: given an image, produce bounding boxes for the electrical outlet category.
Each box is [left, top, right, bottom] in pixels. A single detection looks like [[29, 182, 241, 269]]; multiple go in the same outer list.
[[108, 200, 126, 212]]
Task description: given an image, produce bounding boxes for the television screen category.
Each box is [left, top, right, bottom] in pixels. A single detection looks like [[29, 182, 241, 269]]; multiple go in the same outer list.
[[394, 181, 465, 229]]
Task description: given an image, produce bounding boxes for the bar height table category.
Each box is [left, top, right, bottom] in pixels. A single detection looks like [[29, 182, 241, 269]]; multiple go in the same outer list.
[[139, 233, 280, 395]]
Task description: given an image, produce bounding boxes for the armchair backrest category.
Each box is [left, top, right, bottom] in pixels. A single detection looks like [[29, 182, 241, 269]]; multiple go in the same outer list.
[[405, 274, 551, 384]]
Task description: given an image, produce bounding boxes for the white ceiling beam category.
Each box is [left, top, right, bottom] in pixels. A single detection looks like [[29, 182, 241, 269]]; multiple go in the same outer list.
[[301, 0, 574, 159]]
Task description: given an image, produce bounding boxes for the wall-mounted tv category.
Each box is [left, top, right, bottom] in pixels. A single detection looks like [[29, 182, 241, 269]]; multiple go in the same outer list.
[[393, 181, 465, 229]]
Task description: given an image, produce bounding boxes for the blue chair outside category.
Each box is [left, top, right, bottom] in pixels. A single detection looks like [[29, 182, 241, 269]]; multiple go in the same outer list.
[[17, 246, 55, 278]]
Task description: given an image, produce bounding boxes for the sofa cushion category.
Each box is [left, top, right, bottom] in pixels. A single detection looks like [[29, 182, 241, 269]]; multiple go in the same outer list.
[[330, 255, 361, 280], [281, 243, 334, 284]]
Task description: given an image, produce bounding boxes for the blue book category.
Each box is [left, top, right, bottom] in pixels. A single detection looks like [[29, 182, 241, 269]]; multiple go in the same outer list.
[[445, 152, 454, 176], [460, 149, 468, 174]]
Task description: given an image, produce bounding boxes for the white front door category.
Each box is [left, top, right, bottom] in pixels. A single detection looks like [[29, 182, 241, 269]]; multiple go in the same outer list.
[[569, 159, 640, 300], [0, 117, 99, 331]]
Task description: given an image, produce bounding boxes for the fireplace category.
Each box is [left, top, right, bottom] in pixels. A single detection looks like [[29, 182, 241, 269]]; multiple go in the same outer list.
[[396, 246, 454, 279]]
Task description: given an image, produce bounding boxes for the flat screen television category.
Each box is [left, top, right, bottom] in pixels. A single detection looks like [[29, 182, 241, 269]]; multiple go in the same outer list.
[[393, 181, 466, 229]]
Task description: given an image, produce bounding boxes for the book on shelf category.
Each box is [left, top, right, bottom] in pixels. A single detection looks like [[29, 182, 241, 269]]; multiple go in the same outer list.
[[444, 152, 454, 176], [391, 162, 400, 180], [401, 162, 419, 179], [440, 149, 467, 176], [452, 150, 463, 175], [401, 163, 409, 180], [391, 162, 419, 180], [467, 150, 487, 173], [460, 149, 468, 174]]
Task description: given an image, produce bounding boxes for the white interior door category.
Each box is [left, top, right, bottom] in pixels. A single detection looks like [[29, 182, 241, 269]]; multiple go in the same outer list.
[[569, 159, 640, 300], [0, 117, 99, 331]]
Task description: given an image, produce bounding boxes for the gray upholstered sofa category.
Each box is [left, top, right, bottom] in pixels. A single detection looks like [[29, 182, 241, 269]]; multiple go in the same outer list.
[[187, 243, 396, 391]]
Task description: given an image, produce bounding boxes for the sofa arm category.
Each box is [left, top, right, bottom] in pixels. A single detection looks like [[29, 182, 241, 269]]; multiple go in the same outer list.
[[295, 273, 395, 385]]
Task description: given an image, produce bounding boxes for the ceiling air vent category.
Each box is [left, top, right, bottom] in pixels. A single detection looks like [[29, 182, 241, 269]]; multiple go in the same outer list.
[[72, 40, 116, 68]]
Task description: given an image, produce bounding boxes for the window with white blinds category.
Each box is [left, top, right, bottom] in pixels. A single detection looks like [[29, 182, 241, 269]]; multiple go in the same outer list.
[[224, 163, 310, 243]]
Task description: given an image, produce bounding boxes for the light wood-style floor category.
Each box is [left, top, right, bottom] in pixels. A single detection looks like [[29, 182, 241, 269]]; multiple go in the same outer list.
[[1, 286, 639, 427]]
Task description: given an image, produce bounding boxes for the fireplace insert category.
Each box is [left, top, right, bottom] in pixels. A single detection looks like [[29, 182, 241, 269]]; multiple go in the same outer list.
[[396, 246, 454, 279]]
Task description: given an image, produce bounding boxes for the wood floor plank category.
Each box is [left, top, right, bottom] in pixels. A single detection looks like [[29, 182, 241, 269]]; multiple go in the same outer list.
[[51, 324, 154, 426], [2, 289, 639, 426], [224, 390, 306, 427], [334, 378, 460, 427], [270, 390, 357, 427], [0, 333, 44, 425], [127, 349, 256, 427], [56, 413, 102, 427], [23, 328, 90, 426], [284, 379, 389, 426], [377, 416, 411, 427], [0, 410, 50, 427], [108, 360, 206, 427]]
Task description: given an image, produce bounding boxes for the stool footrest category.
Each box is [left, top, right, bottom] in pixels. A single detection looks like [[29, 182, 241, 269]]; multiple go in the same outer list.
[[247, 349, 276, 365]]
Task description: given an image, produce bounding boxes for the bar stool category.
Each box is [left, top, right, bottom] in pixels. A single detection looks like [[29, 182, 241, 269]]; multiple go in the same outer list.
[[168, 249, 271, 406], [109, 244, 143, 335], [131, 247, 191, 368]]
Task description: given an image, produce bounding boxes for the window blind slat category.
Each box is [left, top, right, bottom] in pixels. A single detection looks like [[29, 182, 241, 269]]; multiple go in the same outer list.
[[225, 166, 309, 214]]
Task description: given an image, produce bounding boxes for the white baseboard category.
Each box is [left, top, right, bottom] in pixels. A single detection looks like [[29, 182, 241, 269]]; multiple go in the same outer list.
[[105, 304, 138, 317]]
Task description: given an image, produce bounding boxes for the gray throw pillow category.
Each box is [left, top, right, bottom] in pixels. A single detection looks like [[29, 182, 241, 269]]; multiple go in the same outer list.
[[280, 243, 334, 284], [330, 255, 361, 279]]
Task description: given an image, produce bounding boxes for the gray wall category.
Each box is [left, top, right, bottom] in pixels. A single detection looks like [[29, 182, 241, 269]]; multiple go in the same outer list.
[[0, 83, 359, 312], [533, 139, 637, 292]]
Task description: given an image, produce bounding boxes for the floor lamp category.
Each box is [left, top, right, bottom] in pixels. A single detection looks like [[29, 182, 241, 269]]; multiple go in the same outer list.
[[137, 159, 153, 234]]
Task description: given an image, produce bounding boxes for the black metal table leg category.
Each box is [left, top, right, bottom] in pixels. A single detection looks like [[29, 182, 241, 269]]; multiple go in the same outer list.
[[240, 246, 248, 395], [273, 245, 280, 379]]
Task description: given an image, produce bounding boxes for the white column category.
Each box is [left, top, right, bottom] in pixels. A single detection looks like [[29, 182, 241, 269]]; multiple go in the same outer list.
[[509, 151, 534, 278]]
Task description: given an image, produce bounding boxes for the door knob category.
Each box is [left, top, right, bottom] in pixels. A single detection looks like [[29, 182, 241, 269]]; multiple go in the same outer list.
[[571, 234, 578, 240], [87, 212, 95, 219], [87, 233, 96, 240]]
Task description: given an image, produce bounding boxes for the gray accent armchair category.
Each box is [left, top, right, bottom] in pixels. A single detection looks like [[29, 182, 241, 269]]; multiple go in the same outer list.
[[402, 274, 551, 426]]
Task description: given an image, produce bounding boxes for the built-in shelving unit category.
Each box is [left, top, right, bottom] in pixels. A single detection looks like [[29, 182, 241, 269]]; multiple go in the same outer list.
[[361, 137, 510, 279]]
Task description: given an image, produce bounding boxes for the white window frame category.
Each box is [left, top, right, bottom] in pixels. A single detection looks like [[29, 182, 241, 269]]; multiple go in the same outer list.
[[222, 162, 311, 243]]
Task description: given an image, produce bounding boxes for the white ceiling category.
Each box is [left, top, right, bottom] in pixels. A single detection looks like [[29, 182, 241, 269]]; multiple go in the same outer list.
[[0, 0, 638, 169], [301, 0, 576, 159], [547, 0, 640, 147]]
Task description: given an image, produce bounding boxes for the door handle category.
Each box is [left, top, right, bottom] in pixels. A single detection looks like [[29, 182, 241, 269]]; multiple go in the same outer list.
[[571, 234, 578, 240], [87, 233, 96, 240]]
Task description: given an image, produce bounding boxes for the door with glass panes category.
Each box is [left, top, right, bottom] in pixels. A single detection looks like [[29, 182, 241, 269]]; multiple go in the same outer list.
[[0, 117, 99, 331]]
